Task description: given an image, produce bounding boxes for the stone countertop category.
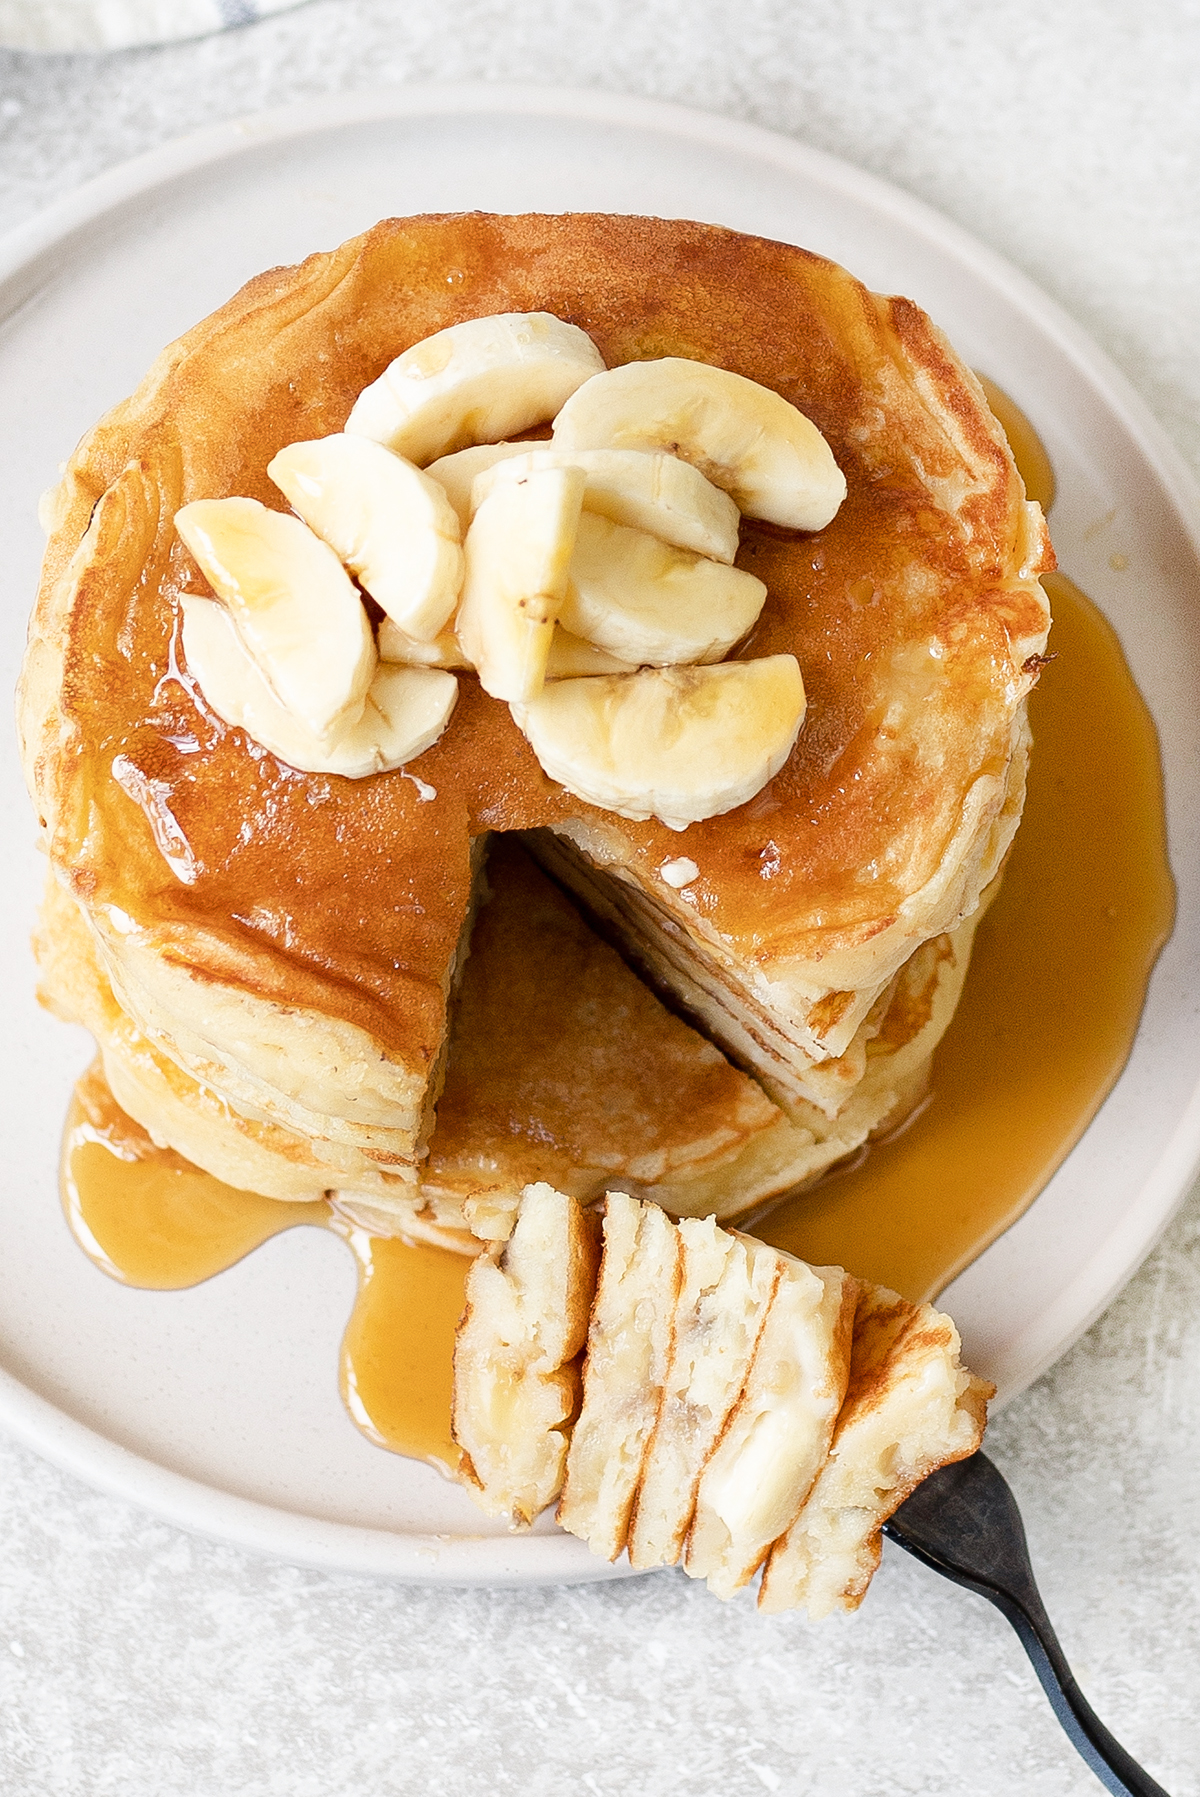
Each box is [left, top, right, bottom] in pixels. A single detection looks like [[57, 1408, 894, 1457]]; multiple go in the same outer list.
[[1, 4, 1198, 1792]]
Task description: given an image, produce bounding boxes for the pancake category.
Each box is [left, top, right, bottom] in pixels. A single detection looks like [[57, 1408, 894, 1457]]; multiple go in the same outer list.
[[453, 1180, 600, 1527], [421, 837, 815, 1225], [758, 1282, 992, 1618], [34, 828, 989, 1250], [420, 836, 990, 1227], [452, 1184, 990, 1617], [19, 213, 1051, 1192]]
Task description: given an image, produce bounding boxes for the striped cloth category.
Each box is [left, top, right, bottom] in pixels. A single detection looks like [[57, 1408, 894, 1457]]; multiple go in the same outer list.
[[0, 0, 310, 50]]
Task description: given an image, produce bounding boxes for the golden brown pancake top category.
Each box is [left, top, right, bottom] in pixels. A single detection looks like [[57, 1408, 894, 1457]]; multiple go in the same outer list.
[[26, 213, 1051, 1067]]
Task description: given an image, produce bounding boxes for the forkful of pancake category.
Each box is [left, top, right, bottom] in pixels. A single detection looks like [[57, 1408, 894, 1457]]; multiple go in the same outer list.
[[170, 305, 990, 1617], [455, 1181, 988, 1616], [453, 1187, 1175, 1797]]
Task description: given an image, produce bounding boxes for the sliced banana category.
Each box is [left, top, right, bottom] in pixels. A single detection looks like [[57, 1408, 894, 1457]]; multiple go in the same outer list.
[[378, 613, 622, 678], [175, 497, 374, 746], [426, 441, 540, 530], [544, 627, 639, 679], [378, 618, 471, 669], [181, 595, 457, 779], [473, 447, 741, 564], [351, 662, 458, 775], [560, 512, 766, 667], [511, 656, 806, 831], [456, 466, 586, 703], [346, 313, 605, 466], [268, 434, 463, 643], [553, 357, 846, 531]]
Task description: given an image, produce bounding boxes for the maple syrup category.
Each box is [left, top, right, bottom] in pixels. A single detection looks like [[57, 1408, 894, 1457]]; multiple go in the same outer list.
[[756, 564, 1174, 1296], [756, 383, 1171, 1294], [975, 374, 1056, 512], [59, 383, 1174, 1467], [336, 1227, 466, 1478], [61, 1062, 328, 1289], [62, 1060, 466, 1474]]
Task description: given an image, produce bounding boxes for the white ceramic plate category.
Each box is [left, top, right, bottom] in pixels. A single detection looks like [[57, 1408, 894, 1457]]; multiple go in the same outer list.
[[2, 85, 1198, 1584]]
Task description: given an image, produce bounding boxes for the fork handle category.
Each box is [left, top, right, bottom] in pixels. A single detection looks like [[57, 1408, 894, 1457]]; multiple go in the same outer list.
[[885, 1528, 1171, 1797]]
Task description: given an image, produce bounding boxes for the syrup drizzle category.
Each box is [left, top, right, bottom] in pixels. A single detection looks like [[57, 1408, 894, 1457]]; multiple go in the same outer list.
[[336, 1226, 466, 1478], [755, 566, 1175, 1296], [976, 374, 1056, 512], [61, 1062, 465, 1476], [58, 384, 1174, 1464]]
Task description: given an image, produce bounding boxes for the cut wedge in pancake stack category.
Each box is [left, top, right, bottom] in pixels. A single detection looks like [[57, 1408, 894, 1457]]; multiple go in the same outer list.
[[32, 840, 832, 1249], [33, 829, 986, 1247], [418, 838, 826, 1235], [19, 211, 1051, 1245], [454, 1185, 992, 1616]]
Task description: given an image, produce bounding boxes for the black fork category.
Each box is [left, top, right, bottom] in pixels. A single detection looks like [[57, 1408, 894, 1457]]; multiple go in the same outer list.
[[884, 1452, 1171, 1796]]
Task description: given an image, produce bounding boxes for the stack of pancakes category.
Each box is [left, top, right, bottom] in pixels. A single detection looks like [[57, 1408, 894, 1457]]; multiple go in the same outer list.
[[19, 214, 1052, 1244]]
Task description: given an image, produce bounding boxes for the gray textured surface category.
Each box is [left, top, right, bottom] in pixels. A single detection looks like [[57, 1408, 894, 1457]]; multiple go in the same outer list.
[[0, 0, 311, 54], [1, 5, 1198, 1792]]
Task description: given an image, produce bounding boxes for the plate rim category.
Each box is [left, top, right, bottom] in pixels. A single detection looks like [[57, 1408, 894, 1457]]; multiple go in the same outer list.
[[3, 79, 1199, 1582], [6, 79, 1200, 528]]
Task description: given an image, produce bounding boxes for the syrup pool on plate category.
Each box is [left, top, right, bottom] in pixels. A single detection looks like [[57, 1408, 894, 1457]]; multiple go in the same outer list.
[[62, 1060, 466, 1474], [58, 383, 1174, 1464]]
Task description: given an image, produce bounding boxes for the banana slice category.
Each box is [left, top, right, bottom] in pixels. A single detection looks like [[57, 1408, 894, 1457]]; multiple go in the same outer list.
[[379, 614, 621, 678], [473, 447, 741, 563], [544, 627, 639, 679], [511, 656, 806, 830], [175, 497, 374, 746], [346, 313, 605, 466], [456, 466, 586, 703], [560, 512, 766, 667], [268, 434, 463, 643], [378, 618, 471, 669], [553, 357, 846, 531], [426, 441, 540, 530], [409, 611, 633, 679], [181, 595, 457, 778]]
